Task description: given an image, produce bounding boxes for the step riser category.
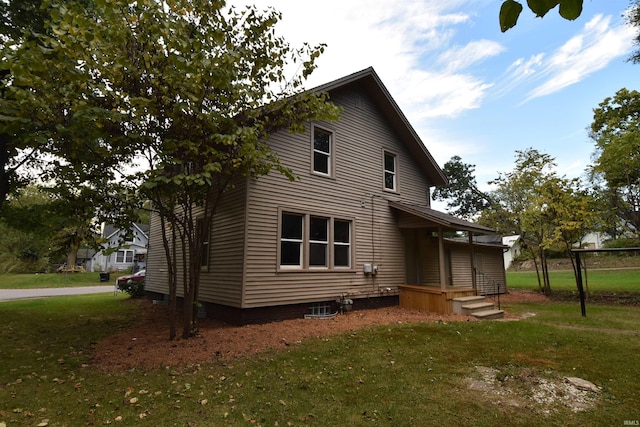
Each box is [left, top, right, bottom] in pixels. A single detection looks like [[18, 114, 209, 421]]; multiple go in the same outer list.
[[452, 296, 486, 314], [472, 309, 505, 320], [461, 302, 495, 316]]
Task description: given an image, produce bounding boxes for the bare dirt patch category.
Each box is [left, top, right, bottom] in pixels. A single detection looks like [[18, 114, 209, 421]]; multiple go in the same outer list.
[[466, 366, 601, 414]]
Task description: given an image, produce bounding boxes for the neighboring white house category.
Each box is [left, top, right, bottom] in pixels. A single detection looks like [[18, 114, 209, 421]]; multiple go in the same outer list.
[[502, 235, 521, 269], [89, 223, 149, 272], [578, 232, 610, 250]]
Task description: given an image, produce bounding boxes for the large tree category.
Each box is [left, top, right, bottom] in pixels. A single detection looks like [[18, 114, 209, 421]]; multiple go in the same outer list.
[[431, 155, 495, 220], [628, 0, 640, 64], [2, 0, 339, 339], [590, 88, 640, 239], [478, 149, 596, 295]]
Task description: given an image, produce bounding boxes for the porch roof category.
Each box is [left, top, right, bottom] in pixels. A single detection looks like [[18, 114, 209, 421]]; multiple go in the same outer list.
[[388, 200, 495, 234]]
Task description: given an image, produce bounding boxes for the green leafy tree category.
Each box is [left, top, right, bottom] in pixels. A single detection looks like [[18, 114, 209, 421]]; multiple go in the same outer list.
[[481, 149, 595, 295], [590, 88, 640, 239], [500, 0, 584, 32], [432, 155, 495, 220], [3, 0, 339, 339], [629, 0, 640, 64]]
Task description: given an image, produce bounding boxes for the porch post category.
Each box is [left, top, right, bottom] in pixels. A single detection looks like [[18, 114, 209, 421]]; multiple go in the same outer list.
[[438, 227, 447, 291], [468, 232, 476, 294]]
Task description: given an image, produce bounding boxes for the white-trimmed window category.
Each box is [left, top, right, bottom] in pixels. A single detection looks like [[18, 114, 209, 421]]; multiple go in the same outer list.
[[279, 212, 353, 270], [313, 127, 332, 176], [384, 151, 397, 191], [333, 220, 351, 268], [280, 213, 304, 268], [116, 250, 134, 263], [309, 216, 328, 267]]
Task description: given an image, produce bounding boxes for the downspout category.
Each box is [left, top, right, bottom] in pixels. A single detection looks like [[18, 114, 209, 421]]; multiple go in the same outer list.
[[468, 232, 476, 295], [438, 226, 446, 291]]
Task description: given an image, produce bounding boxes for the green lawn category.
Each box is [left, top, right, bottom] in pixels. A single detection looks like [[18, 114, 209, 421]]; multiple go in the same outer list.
[[507, 268, 640, 292], [0, 271, 131, 289], [1, 294, 639, 426]]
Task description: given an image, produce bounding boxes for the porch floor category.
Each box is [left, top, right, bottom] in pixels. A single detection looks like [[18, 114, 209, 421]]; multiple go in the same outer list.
[[399, 284, 476, 315]]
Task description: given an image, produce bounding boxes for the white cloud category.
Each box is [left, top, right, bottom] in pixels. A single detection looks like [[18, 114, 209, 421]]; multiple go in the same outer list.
[[437, 40, 505, 73], [521, 14, 635, 102], [229, 0, 495, 119]]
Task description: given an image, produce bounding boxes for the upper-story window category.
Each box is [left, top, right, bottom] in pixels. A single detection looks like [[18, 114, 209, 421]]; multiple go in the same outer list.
[[384, 151, 397, 191], [313, 127, 332, 176]]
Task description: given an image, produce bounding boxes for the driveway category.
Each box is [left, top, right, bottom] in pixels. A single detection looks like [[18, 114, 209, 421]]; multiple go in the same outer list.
[[0, 286, 117, 301]]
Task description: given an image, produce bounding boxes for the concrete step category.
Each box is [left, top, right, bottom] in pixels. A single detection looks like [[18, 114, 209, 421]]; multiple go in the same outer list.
[[452, 296, 486, 314], [461, 302, 495, 315], [472, 309, 505, 320]]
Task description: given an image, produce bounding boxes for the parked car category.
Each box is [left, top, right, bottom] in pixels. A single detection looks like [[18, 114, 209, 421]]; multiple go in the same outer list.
[[116, 269, 146, 297], [117, 269, 146, 286]]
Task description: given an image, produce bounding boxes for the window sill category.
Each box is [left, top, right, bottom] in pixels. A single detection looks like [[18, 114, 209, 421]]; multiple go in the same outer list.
[[277, 268, 358, 274]]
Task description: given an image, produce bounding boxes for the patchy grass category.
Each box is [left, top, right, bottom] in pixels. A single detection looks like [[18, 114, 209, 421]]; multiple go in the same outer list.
[[1, 295, 640, 426], [0, 272, 130, 289]]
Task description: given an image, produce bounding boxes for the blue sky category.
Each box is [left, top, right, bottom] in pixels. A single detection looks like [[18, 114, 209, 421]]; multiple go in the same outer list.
[[232, 0, 637, 199]]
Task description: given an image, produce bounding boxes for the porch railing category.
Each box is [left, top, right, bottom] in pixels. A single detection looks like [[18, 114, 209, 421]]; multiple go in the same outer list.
[[474, 268, 504, 310]]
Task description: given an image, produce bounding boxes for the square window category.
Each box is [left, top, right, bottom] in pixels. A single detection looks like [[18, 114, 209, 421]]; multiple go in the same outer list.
[[313, 127, 332, 175]]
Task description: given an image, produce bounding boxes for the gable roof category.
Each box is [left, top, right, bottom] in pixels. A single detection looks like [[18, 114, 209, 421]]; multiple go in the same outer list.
[[311, 67, 448, 186], [102, 223, 149, 240], [389, 200, 495, 234]]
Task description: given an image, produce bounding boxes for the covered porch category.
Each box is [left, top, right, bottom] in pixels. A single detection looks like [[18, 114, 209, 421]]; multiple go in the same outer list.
[[389, 201, 502, 315]]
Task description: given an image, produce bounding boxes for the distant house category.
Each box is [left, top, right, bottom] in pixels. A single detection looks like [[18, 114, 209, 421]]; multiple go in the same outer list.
[[578, 232, 609, 250], [145, 67, 506, 324], [502, 235, 522, 269], [90, 223, 149, 272]]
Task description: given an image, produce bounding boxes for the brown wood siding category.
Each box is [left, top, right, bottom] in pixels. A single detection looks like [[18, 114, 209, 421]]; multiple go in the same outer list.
[[241, 84, 435, 308], [144, 178, 248, 307]]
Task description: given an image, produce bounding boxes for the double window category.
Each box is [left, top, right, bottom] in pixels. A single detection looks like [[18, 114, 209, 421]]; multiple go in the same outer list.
[[312, 126, 333, 176], [280, 212, 352, 270], [116, 250, 134, 263]]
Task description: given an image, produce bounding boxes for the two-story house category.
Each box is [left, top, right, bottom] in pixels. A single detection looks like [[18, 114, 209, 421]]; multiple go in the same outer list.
[[145, 68, 506, 324], [90, 223, 149, 272]]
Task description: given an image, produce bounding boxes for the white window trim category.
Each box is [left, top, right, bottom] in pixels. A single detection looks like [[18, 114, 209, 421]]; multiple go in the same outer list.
[[115, 249, 134, 264], [311, 125, 335, 178], [279, 212, 304, 270], [277, 209, 355, 272], [309, 216, 329, 269], [333, 219, 352, 269], [383, 150, 398, 193]]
